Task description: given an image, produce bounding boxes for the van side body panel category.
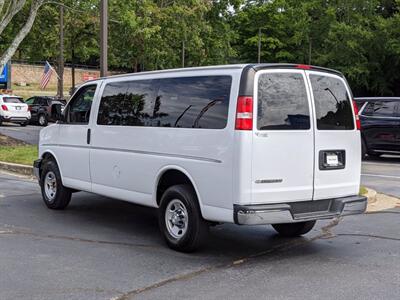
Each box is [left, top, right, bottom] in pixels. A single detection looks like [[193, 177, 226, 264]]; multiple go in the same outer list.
[[88, 69, 242, 222]]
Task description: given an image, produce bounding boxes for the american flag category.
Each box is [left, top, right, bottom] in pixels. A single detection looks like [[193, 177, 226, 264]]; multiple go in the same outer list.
[[40, 61, 54, 90]]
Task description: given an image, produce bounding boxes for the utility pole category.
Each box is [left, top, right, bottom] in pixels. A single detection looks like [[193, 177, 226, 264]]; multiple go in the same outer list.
[[58, 5, 64, 98], [257, 28, 261, 64], [181, 40, 185, 68], [100, 0, 108, 77], [308, 35, 312, 65]]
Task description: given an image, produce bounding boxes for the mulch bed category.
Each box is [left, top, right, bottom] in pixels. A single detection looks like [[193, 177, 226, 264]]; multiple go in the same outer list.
[[0, 133, 28, 147]]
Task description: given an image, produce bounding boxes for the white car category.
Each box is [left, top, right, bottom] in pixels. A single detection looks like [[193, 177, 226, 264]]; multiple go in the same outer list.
[[0, 94, 31, 126], [34, 64, 367, 252]]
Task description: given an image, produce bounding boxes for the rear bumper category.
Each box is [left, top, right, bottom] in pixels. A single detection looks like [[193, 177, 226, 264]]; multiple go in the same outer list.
[[1, 115, 31, 123], [234, 195, 368, 225]]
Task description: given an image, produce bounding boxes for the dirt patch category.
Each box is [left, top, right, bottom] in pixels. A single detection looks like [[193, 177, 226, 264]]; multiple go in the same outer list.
[[0, 133, 28, 146], [367, 190, 400, 212]]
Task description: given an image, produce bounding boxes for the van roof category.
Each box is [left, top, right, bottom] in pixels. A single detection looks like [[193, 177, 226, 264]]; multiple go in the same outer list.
[[85, 63, 343, 84]]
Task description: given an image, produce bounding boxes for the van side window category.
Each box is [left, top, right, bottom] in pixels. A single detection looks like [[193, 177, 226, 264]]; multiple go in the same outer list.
[[67, 85, 97, 124], [97, 76, 231, 129], [257, 73, 310, 130], [97, 80, 157, 126], [310, 75, 354, 130], [155, 76, 231, 129], [363, 101, 397, 117]]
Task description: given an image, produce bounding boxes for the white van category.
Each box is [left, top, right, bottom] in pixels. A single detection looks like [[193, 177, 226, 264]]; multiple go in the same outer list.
[[34, 64, 367, 252]]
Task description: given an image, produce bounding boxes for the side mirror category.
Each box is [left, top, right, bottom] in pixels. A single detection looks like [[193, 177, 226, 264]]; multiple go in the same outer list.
[[51, 104, 64, 122]]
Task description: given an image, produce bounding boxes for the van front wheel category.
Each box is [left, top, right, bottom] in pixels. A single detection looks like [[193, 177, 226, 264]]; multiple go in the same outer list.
[[159, 184, 208, 252], [272, 221, 316, 237], [40, 160, 72, 210]]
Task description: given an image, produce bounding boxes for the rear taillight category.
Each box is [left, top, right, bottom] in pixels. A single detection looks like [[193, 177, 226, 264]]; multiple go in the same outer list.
[[235, 96, 253, 130], [1, 104, 8, 111], [352, 100, 361, 130], [296, 64, 312, 70]]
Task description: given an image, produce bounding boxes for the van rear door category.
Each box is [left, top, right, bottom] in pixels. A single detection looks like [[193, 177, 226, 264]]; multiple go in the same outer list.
[[306, 71, 361, 200], [251, 69, 315, 204]]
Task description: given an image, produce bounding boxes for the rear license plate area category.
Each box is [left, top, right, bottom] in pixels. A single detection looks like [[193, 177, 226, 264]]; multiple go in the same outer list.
[[319, 150, 345, 170]]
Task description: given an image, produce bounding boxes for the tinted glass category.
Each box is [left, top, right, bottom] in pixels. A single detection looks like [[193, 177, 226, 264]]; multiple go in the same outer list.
[[97, 80, 157, 126], [97, 76, 231, 129], [257, 73, 310, 130], [25, 98, 34, 104], [310, 75, 354, 130], [67, 85, 96, 124], [3, 97, 23, 103], [155, 76, 231, 129], [362, 101, 397, 117]]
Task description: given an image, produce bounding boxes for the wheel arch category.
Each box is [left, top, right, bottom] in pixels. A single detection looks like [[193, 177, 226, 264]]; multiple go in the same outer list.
[[40, 150, 63, 179], [154, 166, 204, 214]]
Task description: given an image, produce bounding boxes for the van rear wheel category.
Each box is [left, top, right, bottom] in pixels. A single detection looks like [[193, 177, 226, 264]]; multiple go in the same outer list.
[[272, 221, 316, 237], [159, 184, 208, 252]]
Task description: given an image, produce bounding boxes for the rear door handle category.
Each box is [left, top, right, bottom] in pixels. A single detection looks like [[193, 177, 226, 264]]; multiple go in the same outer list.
[[87, 128, 91, 145]]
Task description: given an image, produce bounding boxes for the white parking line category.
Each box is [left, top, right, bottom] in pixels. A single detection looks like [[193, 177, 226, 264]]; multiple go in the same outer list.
[[362, 173, 400, 179]]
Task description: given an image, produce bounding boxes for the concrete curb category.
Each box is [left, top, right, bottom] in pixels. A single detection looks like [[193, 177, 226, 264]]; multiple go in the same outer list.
[[0, 161, 33, 176]]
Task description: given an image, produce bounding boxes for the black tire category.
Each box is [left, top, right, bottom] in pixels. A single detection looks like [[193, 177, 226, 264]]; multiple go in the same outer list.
[[272, 221, 316, 237], [361, 139, 367, 160], [20, 122, 27, 127], [40, 159, 72, 210], [38, 114, 48, 126], [159, 184, 208, 252]]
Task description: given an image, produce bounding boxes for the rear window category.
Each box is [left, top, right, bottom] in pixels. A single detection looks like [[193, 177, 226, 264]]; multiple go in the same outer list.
[[310, 75, 354, 130], [362, 101, 397, 117], [98, 76, 232, 129], [257, 73, 310, 130], [3, 97, 23, 104]]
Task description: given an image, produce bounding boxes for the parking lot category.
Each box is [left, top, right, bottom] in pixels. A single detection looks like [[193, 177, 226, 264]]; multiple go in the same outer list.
[[0, 123, 399, 299]]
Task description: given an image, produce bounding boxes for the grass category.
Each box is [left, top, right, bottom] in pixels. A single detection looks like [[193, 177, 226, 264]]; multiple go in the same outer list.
[[0, 145, 38, 165], [360, 186, 368, 196], [11, 83, 70, 100]]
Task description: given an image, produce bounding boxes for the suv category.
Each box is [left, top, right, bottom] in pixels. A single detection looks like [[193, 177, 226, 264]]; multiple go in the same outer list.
[[25, 96, 67, 126], [0, 94, 31, 126], [33, 64, 367, 252], [356, 97, 400, 159]]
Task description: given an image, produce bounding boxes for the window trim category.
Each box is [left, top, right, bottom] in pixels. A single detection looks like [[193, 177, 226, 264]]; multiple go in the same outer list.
[[96, 75, 233, 130], [253, 69, 313, 132], [306, 70, 356, 131], [63, 83, 98, 125]]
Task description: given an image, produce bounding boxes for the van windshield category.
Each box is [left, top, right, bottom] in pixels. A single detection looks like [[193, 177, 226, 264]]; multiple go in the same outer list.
[[310, 75, 354, 130]]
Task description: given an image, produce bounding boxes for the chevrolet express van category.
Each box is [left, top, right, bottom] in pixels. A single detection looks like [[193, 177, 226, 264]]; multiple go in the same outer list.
[[34, 64, 367, 252]]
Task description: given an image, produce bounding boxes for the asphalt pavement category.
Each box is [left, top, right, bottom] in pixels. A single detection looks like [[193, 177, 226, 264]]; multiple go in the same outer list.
[[0, 171, 399, 300], [361, 156, 400, 197], [0, 122, 42, 144]]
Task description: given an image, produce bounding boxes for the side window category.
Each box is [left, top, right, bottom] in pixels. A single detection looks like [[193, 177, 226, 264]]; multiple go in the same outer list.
[[257, 73, 310, 130], [66, 85, 97, 124], [97, 80, 157, 126], [363, 101, 397, 117], [33, 98, 40, 105], [310, 75, 354, 130], [97, 76, 231, 129], [155, 76, 231, 129], [25, 98, 34, 104], [39, 98, 48, 106]]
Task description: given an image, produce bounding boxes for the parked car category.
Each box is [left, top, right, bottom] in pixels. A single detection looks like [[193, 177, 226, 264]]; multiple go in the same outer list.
[[0, 94, 31, 126], [33, 64, 367, 252], [25, 96, 66, 126], [355, 97, 400, 159]]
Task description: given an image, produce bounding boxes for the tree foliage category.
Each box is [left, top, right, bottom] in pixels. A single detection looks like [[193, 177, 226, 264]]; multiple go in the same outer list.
[[1, 0, 400, 95]]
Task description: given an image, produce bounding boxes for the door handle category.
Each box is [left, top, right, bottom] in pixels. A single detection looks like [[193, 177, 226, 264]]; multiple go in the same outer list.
[[87, 128, 91, 145]]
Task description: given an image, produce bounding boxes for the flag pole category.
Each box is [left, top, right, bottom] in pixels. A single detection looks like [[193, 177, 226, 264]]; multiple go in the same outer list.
[[47, 61, 61, 81]]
